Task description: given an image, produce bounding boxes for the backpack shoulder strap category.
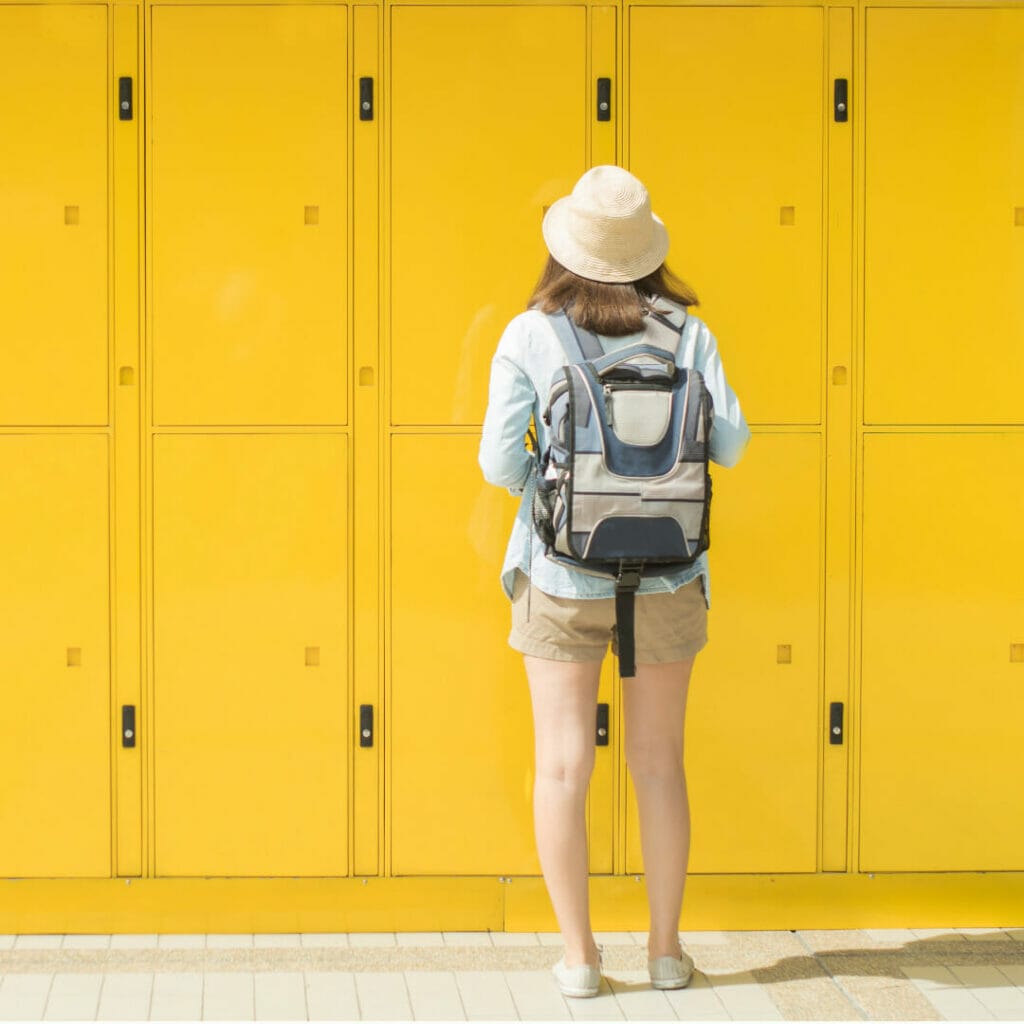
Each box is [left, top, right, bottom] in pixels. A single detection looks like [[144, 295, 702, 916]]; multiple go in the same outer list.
[[545, 307, 604, 362], [641, 308, 687, 361]]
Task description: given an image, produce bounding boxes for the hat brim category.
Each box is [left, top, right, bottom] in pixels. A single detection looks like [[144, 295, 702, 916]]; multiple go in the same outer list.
[[541, 197, 669, 283]]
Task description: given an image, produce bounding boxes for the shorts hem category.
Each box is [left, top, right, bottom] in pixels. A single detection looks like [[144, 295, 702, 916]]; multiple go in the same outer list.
[[508, 633, 607, 662]]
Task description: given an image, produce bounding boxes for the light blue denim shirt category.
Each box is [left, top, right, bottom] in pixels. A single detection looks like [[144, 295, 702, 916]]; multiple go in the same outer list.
[[478, 296, 751, 608]]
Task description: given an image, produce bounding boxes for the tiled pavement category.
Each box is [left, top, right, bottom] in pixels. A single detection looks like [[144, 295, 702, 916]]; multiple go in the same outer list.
[[1, 928, 1023, 1021]]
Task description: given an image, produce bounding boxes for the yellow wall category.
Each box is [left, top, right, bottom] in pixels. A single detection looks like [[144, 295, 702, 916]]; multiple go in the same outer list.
[[1, 0, 1023, 931]]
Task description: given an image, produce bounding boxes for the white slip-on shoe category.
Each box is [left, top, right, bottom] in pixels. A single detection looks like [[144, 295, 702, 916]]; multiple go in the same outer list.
[[552, 944, 603, 998], [648, 948, 695, 989]]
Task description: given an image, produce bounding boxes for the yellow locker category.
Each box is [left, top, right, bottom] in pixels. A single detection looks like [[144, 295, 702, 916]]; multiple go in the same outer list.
[[390, 435, 536, 876], [0, 436, 111, 877], [153, 434, 349, 876], [864, 9, 1024, 426], [389, 4, 587, 426], [624, 435, 822, 874], [0, 6, 108, 426], [861, 434, 1024, 871], [150, 5, 349, 426], [628, 6, 825, 428]]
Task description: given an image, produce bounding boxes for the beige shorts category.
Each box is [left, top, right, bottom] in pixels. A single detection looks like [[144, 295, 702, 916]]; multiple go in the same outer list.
[[508, 568, 708, 664]]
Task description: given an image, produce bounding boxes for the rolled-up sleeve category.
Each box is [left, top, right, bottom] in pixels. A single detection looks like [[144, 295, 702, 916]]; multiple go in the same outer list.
[[698, 323, 752, 469], [479, 319, 536, 494]]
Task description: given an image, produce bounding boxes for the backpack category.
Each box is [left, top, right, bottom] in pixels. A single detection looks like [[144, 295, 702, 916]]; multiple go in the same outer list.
[[526, 305, 714, 679]]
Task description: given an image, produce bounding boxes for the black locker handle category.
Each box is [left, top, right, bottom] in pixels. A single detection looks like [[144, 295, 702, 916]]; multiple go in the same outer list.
[[359, 77, 374, 121], [118, 77, 133, 121], [596, 78, 611, 122], [834, 78, 848, 122], [359, 703, 374, 746], [829, 701, 844, 744], [596, 702, 609, 746], [122, 705, 136, 747]]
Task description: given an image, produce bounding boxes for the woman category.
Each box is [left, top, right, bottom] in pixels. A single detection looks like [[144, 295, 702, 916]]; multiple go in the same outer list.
[[478, 165, 751, 998]]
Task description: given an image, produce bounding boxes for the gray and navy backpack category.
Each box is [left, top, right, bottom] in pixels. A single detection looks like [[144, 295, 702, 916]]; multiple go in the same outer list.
[[527, 304, 714, 679]]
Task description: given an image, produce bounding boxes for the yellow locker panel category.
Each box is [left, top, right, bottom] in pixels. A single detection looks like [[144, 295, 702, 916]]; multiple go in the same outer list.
[[865, 9, 1024, 426], [0, 435, 110, 877], [389, 4, 587, 426], [629, 6, 824, 427], [0, 6, 108, 426], [861, 434, 1024, 871], [390, 436, 538, 875], [153, 434, 349, 876], [626, 435, 822, 873], [150, 6, 348, 427]]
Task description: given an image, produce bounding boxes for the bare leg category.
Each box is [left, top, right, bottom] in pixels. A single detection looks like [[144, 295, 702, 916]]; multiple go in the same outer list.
[[622, 656, 697, 960], [523, 653, 603, 969]]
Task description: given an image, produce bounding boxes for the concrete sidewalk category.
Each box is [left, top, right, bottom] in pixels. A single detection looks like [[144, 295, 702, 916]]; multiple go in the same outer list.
[[2, 928, 1023, 1021]]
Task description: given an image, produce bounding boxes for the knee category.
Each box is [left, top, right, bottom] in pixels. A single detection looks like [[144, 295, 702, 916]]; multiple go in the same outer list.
[[535, 753, 596, 792], [625, 743, 684, 782]]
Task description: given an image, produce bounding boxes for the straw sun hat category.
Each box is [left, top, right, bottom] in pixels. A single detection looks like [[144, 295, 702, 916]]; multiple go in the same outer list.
[[541, 165, 669, 283]]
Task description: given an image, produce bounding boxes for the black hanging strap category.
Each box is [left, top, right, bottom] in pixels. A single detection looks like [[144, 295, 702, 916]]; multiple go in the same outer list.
[[614, 564, 643, 678]]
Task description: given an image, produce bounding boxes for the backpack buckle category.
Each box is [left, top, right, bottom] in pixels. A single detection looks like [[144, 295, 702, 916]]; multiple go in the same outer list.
[[616, 563, 643, 590]]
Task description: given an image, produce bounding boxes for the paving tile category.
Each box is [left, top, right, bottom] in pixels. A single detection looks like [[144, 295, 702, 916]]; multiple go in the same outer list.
[[254, 934, 301, 948], [705, 968, 783, 1020], [658, 970, 732, 1020], [299, 934, 349, 948], [0, 994, 48, 1022], [353, 970, 412, 1020], [202, 971, 254, 1020], [562, 977, 623, 1019], [156, 933, 206, 949], [405, 971, 466, 1020], [0, 938, 16, 951], [593, 933, 637, 947], [503, 968, 572, 1020], [680, 931, 730, 946], [96, 975, 153, 1022], [948, 965, 1024, 1016], [304, 971, 359, 1021], [863, 928, 918, 945], [13, 936, 61, 950], [150, 970, 203, 1020], [61, 935, 110, 950], [42, 973, 102, 1020], [443, 932, 494, 947], [490, 933, 540, 947], [348, 933, 397, 948], [395, 932, 445, 947], [604, 970, 676, 1020], [109, 933, 159, 949], [254, 970, 307, 1020], [537, 933, 564, 948], [901, 963, 995, 1020], [956, 929, 1014, 942], [454, 970, 518, 1020], [207, 934, 254, 948]]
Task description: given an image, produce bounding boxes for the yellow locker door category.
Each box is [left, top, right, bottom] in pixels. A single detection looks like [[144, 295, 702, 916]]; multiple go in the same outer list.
[[861, 435, 1024, 870], [153, 435, 349, 876], [149, 6, 351, 875], [150, 5, 348, 427], [388, 4, 587, 875], [625, 435, 822, 874], [0, 436, 111, 877], [865, 9, 1024, 426], [628, 5, 824, 429], [0, 5, 108, 425]]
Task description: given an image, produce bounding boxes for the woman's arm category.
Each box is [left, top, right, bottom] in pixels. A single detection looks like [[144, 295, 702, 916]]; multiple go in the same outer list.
[[696, 322, 752, 469], [478, 317, 536, 494]]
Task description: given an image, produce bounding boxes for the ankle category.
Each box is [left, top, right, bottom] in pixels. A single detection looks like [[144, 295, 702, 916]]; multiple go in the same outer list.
[[648, 937, 683, 960], [564, 942, 601, 968]]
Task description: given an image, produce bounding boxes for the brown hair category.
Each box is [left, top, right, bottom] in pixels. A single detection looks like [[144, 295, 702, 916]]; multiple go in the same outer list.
[[526, 255, 700, 337]]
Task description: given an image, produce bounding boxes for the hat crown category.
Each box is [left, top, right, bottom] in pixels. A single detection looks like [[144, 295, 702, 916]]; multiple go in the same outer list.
[[541, 165, 669, 283]]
